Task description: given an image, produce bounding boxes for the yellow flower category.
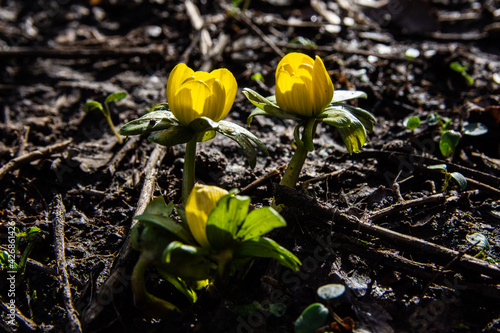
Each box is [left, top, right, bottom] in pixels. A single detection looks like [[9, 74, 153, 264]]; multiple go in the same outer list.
[[275, 53, 334, 118], [185, 184, 229, 248], [166, 63, 237, 126]]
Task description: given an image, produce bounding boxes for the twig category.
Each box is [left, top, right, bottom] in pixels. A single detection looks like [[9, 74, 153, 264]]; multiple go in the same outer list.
[[368, 192, 459, 222], [26, 258, 83, 288], [81, 145, 166, 324], [300, 168, 348, 190], [107, 136, 140, 175], [199, 33, 230, 72], [465, 177, 500, 195], [0, 297, 39, 331], [0, 139, 72, 181], [51, 194, 83, 333], [355, 150, 500, 189], [421, 241, 479, 296], [0, 45, 173, 60], [240, 165, 285, 194], [235, 12, 285, 58], [275, 185, 500, 279]]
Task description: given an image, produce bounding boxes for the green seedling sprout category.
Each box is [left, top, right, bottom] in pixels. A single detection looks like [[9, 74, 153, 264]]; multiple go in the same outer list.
[[403, 115, 421, 139], [426, 164, 467, 192], [294, 283, 351, 333], [424, 113, 488, 158], [120, 64, 267, 202], [130, 185, 300, 316], [244, 52, 375, 205], [0, 227, 41, 278], [466, 233, 498, 264], [84, 91, 127, 144], [449, 61, 474, 87]]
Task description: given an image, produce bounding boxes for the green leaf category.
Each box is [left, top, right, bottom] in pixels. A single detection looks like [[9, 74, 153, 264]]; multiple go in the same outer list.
[[317, 284, 345, 301], [440, 130, 461, 157], [427, 164, 447, 171], [234, 237, 301, 271], [342, 105, 376, 133], [119, 110, 180, 136], [463, 123, 488, 136], [236, 207, 287, 242], [218, 120, 269, 168], [197, 130, 216, 142], [404, 116, 421, 130], [330, 90, 367, 104], [330, 109, 368, 154], [134, 197, 193, 243], [161, 241, 214, 280], [0, 251, 18, 271], [466, 233, 490, 250], [206, 194, 251, 250], [289, 36, 317, 48], [267, 303, 287, 317], [251, 73, 265, 82], [243, 88, 301, 125], [105, 91, 127, 104], [318, 110, 352, 128], [148, 125, 195, 147], [294, 303, 329, 333], [426, 113, 441, 126], [84, 101, 104, 113], [156, 269, 199, 303], [149, 103, 170, 112], [189, 116, 218, 133], [450, 172, 467, 189]]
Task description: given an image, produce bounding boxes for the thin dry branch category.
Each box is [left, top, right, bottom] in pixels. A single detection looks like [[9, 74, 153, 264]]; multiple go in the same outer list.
[[0, 139, 72, 181], [275, 185, 500, 280], [51, 194, 83, 333], [0, 45, 172, 60], [234, 12, 285, 58], [81, 145, 166, 324], [0, 297, 39, 331]]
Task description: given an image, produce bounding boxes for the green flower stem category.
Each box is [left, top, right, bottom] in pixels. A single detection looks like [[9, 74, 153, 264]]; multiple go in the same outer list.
[[280, 118, 318, 189], [183, 138, 198, 203], [280, 143, 309, 189], [132, 254, 180, 315]]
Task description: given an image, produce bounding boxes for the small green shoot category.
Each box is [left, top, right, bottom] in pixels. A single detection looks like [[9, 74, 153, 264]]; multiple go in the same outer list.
[[424, 114, 488, 158], [449, 61, 474, 87], [439, 130, 461, 158], [427, 164, 467, 192], [466, 233, 498, 264], [294, 284, 352, 333], [403, 115, 421, 138], [85, 91, 127, 144], [251, 73, 265, 82], [0, 227, 41, 277], [294, 303, 329, 333]]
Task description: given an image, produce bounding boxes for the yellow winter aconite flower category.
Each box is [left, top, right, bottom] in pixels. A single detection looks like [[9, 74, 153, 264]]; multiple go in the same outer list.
[[185, 184, 229, 248], [166, 63, 237, 126], [275, 53, 334, 118]]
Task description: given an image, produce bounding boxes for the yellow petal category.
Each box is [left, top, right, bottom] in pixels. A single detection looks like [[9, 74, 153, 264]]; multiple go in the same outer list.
[[193, 71, 212, 82], [185, 185, 229, 248], [276, 53, 314, 80], [276, 69, 313, 117], [312, 55, 334, 115], [167, 64, 194, 110], [171, 80, 210, 126], [203, 78, 226, 121], [209, 68, 237, 121]]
